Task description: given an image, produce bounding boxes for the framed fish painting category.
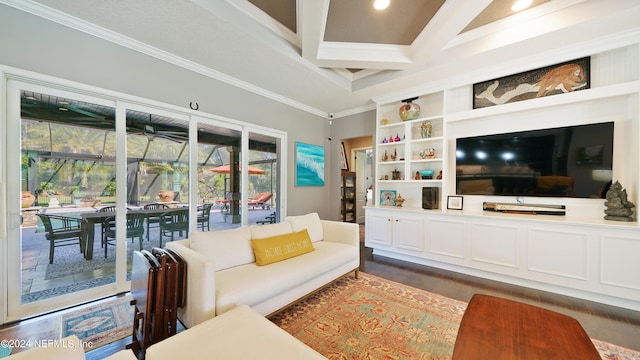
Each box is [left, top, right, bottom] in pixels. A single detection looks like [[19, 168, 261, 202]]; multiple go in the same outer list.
[[473, 57, 590, 109]]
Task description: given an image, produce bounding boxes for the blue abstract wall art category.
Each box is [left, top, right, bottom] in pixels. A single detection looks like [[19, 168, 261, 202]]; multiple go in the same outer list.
[[295, 142, 325, 186]]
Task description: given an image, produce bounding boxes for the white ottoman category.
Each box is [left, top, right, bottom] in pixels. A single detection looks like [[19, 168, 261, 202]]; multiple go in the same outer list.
[[145, 305, 326, 360]]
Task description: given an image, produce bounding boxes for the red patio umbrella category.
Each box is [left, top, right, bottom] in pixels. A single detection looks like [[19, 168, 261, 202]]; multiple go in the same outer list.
[[209, 164, 266, 201]]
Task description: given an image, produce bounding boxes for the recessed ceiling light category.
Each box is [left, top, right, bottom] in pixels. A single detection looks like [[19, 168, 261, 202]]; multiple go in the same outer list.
[[374, 0, 390, 11], [58, 107, 68, 111], [511, 0, 533, 11]]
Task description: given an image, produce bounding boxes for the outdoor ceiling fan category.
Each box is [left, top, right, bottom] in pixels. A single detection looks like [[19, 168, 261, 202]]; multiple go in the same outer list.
[[135, 114, 188, 143]]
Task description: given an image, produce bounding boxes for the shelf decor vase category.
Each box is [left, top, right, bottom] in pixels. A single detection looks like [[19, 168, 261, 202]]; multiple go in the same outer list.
[[399, 97, 420, 121], [421, 121, 432, 138], [420, 169, 434, 179]]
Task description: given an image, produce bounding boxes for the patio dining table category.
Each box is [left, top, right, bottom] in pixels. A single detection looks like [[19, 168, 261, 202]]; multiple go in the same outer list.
[[80, 206, 186, 260]]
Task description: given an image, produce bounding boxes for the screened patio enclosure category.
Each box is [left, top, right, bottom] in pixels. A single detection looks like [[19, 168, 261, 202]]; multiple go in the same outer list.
[[21, 100, 277, 212]]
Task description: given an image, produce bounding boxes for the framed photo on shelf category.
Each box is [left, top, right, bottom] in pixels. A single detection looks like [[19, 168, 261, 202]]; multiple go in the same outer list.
[[380, 190, 397, 206], [447, 196, 463, 210]]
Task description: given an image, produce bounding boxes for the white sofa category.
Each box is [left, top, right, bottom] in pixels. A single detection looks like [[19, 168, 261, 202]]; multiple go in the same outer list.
[[166, 212, 360, 328]]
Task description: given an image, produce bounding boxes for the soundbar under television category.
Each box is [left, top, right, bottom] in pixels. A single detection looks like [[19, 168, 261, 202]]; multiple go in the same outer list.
[[455, 122, 614, 198]]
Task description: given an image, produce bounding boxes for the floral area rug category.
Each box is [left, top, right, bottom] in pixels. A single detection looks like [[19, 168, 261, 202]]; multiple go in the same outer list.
[[269, 273, 640, 360], [61, 295, 133, 352]]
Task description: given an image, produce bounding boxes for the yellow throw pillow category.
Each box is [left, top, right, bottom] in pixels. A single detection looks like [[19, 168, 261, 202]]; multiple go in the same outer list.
[[251, 229, 315, 266]]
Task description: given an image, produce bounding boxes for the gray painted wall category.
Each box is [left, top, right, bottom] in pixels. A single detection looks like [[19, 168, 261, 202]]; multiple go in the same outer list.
[[0, 5, 332, 218], [329, 110, 376, 221]]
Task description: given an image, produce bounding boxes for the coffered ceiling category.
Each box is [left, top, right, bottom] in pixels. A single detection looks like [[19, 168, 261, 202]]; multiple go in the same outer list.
[[4, 0, 640, 117]]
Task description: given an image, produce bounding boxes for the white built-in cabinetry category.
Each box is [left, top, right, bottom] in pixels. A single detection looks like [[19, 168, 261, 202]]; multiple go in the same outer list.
[[365, 207, 640, 310], [367, 212, 424, 253], [366, 44, 640, 311]]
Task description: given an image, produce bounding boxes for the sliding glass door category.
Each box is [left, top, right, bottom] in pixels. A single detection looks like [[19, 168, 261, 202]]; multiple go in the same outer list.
[[4, 79, 286, 321], [7, 81, 121, 319], [196, 120, 243, 229], [246, 130, 283, 225], [193, 122, 285, 229], [123, 106, 190, 281]]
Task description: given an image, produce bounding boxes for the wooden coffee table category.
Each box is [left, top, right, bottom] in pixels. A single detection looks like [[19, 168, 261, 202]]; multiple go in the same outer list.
[[452, 294, 601, 360]]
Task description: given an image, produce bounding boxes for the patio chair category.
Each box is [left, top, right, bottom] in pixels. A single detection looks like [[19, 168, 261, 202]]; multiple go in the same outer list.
[[37, 213, 83, 264], [248, 192, 272, 209], [256, 211, 277, 225], [159, 209, 189, 247], [144, 203, 170, 241], [102, 212, 146, 257], [98, 205, 116, 248], [197, 203, 213, 231]]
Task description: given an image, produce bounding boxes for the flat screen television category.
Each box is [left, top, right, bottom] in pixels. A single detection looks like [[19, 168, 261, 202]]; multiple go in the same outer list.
[[455, 122, 614, 198]]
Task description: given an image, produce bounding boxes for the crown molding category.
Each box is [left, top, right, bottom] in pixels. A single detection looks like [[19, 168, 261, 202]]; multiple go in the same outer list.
[[332, 103, 376, 119], [0, 0, 330, 118]]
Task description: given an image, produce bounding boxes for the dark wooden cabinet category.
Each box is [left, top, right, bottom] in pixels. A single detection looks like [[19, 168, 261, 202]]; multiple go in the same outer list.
[[341, 170, 356, 222]]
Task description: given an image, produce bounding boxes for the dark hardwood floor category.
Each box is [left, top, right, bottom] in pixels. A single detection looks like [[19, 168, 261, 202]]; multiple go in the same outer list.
[[2, 225, 639, 359]]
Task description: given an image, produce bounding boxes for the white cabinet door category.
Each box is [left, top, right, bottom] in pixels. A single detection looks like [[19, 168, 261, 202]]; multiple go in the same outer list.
[[600, 232, 640, 292], [427, 218, 466, 259], [366, 212, 393, 247], [394, 216, 424, 252]]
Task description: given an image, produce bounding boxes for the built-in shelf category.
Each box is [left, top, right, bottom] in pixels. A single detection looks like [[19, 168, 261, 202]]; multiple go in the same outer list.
[[340, 170, 356, 223]]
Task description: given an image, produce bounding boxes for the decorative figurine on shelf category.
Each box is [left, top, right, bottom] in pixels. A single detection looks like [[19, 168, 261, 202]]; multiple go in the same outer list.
[[420, 121, 432, 138], [399, 97, 421, 121], [382, 150, 389, 162], [604, 181, 635, 221], [395, 194, 405, 207], [415, 171, 421, 180], [390, 148, 397, 161], [388, 135, 394, 143], [391, 169, 401, 180], [436, 170, 443, 180], [380, 118, 389, 125], [394, 133, 401, 142], [419, 148, 436, 159], [382, 137, 388, 143]]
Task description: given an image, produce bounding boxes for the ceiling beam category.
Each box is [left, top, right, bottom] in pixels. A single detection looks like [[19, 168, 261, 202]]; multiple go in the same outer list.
[[411, 0, 491, 64]]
